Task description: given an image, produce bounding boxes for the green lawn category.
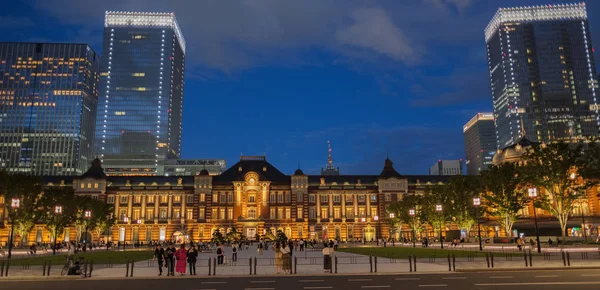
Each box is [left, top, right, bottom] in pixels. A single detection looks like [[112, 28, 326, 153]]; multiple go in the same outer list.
[[4, 250, 153, 266], [337, 247, 516, 259]]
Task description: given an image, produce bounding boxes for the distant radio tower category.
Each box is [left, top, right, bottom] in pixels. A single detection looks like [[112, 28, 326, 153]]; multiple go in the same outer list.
[[322, 140, 339, 176], [327, 140, 333, 167]]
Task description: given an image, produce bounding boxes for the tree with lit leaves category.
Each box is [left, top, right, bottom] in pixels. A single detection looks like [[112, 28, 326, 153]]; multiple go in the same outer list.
[[38, 186, 77, 255], [480, 162, 529, 238], [1, 173, 43, 245], [521, 141, 596, 240]]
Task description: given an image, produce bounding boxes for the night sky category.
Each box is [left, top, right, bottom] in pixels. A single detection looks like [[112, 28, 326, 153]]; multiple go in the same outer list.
[[1, 0, 599, 175]]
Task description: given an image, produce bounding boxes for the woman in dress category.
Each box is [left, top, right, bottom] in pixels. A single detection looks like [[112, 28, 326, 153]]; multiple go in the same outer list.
[[274, 242, 282, 274], [175, 244, 188, 275], [281, 243, 291, 274]]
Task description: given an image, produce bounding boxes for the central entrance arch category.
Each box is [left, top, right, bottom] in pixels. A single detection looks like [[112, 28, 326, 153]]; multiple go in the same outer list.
[[173, 231, 186, 244]]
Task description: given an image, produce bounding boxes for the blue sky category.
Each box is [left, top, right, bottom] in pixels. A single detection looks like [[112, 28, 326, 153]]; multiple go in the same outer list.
[[1, 0, 599, 175]]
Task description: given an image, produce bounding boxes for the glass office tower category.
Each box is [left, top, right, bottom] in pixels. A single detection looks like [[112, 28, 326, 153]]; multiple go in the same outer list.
[[0, 43, 100, 175], [463, 113, 496, 175], [97, 12, 185, 175], [485, 3, 599, 148]]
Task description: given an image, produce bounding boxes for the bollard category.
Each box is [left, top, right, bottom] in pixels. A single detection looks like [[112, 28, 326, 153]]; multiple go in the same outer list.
[[125, 260, 130, 277], [409, 255, 413, 272], [413, 255, 417, 272], [452, 254, 456, 271], [253, 257, 257, 275], [47, 261, 51, 277], [213, 257, 217, 276], [249, 258, 252, 275], [131, 259, 134, 277], [89, 260, 94, 278], [562, 251, 566, 267], [208, 258, 212, 276], [294, 256, 298, 274], [566, 252, 571, 266], [490, 253, 494, 268], [528, 250, 533, 267], [447, 254, 451, 272], [0, 261, 4, 277], [374, 256, 378, 273], [43, 261, 47, 276], [4, 261, 9, 277], [334, 256, 338, 274], [523, 251, 528, 267], [369, 256, 373, 273], [486, 253, 490, 268]]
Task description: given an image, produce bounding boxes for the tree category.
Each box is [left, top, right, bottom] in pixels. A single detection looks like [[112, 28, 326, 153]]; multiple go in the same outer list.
[[444, 175, 481, 232], [73, 196, 92, 243], [38, 186, 77, 255], [481, 163, 529, 238], [521, 141, 593, 240], [274, 230, 288, 244], [579, 138, 600, 181], [387, 194, 424, 237], [1, 174, 43, 245], [421, 185, 452, 238], [226, 227, 242, 243], [211, 229, 225, 244]]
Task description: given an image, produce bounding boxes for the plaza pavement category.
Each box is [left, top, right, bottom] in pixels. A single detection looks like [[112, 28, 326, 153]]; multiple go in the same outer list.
[[2, 243, 600, 280]]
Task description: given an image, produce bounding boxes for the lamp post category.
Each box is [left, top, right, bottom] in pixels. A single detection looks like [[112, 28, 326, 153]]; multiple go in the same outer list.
[[7, 198, 20, 259], [528, 188, 541, 253], [389, 213, 395, 246], [409, 209, 416, 248], [436, 204, 444, 249], [83, 210, 92, 252], [473, 197, 483, 251], [361, 217, 366, 244], [53, 205, 63, 255], [571, 172, 586, 243]]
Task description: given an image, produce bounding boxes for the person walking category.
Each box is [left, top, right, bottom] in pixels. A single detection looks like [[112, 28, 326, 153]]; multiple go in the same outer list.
[[231, 243, 238, 262], [187, 244, 198, 275], [153, 245, 165, 276], [175, 244, 187, 275], [274, 242, 282, 274], [257, 240, 264, 256], [166, 245, 176, 276], [281, 243, 291, 274], [288, 240, 294, 257], [299, 239, 304, 251]]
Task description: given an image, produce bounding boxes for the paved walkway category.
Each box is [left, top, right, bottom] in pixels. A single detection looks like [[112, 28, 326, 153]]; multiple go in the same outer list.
[[2, 245, 600, 280]]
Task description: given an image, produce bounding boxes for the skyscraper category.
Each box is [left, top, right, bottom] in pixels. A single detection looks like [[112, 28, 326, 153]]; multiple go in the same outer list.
[[485, 3, 599, 148], [0, 42, 100, 175], [96, 12, 186, 176], [463, 113, 496, 175], [429, 160, 463, 176]]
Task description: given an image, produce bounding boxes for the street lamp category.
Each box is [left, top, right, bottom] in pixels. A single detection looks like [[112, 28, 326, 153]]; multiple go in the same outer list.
[[571, 172, 586, 243], [436, 204, 444, 249], [7, 198, 20, 259], [473, 197, 483, 251], [53, 205, 62, 255], [83, 210, 92, 252], [409, 209, 416, 248], [389, 213, 395, 246], [528, 188, 541, 253]]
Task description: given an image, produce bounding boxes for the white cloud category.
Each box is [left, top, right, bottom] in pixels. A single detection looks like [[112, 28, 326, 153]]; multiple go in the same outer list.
[[335, 8, 414, 62]]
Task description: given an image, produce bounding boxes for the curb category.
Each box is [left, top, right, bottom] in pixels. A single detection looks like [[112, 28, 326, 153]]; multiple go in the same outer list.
[[457, 266, 600, 273]]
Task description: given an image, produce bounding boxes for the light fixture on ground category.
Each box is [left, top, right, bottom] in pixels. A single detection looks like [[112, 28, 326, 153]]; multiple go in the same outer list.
[[409, 209, 416, 248], [7, 198, 20, 259], [528, 187, 541, 253], [473, 197, 483, 251], [436, 204, 444, 249]]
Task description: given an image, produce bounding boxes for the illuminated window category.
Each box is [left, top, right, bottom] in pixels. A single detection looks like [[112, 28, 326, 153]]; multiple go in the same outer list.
[[147, 196, 155, 203], [146, 209, 154, 218], [186, 209, 193, 220], [199, 193, 205, 202], [174, 195, 181, 203], [132, 73, 145, 77], [134, 195, 141, 203], [115, 111, 126, 115]]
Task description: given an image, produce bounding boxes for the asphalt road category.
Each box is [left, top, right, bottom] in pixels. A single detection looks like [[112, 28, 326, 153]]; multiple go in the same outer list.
[[2, 269, 600, 290]]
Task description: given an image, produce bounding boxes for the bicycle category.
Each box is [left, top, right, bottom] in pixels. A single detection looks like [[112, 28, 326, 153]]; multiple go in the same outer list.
[[61, 256, 87, 277]]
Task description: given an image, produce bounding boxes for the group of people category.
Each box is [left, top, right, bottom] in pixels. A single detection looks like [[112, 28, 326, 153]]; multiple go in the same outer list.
[[153, 244, 199, 276]]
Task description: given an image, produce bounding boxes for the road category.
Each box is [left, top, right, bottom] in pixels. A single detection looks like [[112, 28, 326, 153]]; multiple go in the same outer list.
[[2, 269, 600, 290]]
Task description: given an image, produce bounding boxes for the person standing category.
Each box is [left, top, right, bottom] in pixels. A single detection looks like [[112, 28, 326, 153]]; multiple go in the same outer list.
[[166, 245, 176, 276], [288, 240, 294, 257], [299, 239, 304, 251], [153, 245, 165, 276], [216, 243, 224, 265], [257, 240, 264, 256], [322, 243, 331, 273], [281, 243, 291, 274], [274, 242, 282, 274], [175, 244, 187, 275], [187, 244, 198, 275], [231, 243, 238, 262]]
